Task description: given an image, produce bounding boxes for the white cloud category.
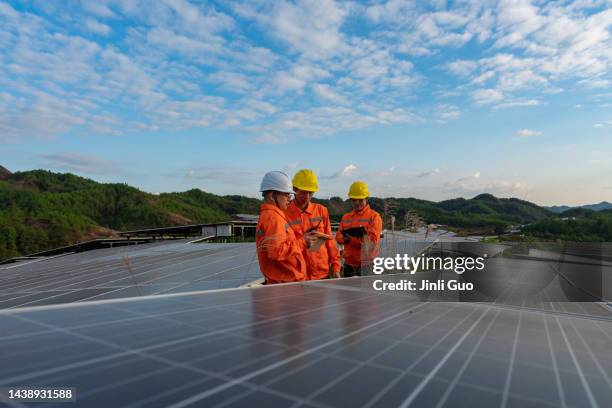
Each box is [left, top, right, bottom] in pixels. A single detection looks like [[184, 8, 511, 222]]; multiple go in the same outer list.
[[497, 70, 548, 91], [322, 164, 358, 180], [443, 171, 527, 197], [471, 70, 496, 85], [494, 0, 545, 48], [435, 104, 460, 122], [235, 0, 348, 60], [416, 168, 440, 178], [312, 83, 349, 105], [487, 181, 528, 196], [81, 1, 115, 18], [456, 172, 481, 183], [246, 105, 416, 144], [472, 89, 504, 105], [285, 162, 300, 171], [365, 0, 416, 23], [2, 0, 611, 146], [376, 108, 416, 124], [159, 0, 235, 37], [146, 29, 199, 53], [208, 72, 252, 92], [274, 72, 307, 93], [578, 78, 611, 89], [439, 110, 460, 121], [441, 4, 612, 108], [85, 19, 111, 36], [495, 99, 543, 109], [339, 164, 357, 177], [266, 63, 332, 95], [40, 152, 117, 175], [249, 99, 277, 114], [251, 133, 288, 144], [447, 60, 478, 77], [183, 166, 257, 183], [515, 128, 542, 137]]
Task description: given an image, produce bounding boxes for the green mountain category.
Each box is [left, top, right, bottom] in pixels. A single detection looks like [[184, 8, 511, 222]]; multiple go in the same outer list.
[[545, 201, 612, 213], [523, 208, 612, 241], [0, 169, 260, 260], [0, 165, 12, 180], [2, 167, 605, 260], [436, 194, 551, 222], [318, 193, 550, 232]]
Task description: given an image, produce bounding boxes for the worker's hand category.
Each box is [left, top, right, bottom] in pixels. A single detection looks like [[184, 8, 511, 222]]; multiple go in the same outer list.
[[304, 231, 319, 249], [332, 270, 342, 279]]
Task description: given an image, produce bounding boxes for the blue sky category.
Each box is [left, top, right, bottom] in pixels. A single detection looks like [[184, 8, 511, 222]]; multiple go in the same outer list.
[[1, 0, 611, 205]]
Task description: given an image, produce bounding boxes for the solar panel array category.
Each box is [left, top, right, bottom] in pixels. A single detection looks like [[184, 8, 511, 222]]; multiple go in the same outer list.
[[0, 240, 262, 309], [1, 280, 611, 408], [0, 231, 440, 309], [2, 235, 612, 407]]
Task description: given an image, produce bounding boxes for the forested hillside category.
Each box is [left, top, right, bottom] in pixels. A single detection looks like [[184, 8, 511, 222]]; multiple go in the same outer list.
[[0, 169, 260, 260], [2, 167, 609, 261], [317, 193, 551, 232], [523, 209, 612, 241]]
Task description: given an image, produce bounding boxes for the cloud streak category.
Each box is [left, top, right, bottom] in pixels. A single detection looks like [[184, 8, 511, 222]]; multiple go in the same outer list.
[[515, 128, 543, 137], [40, 152, 117, 175], [416, 168, 441, 178], [322, 164, 358, 180]]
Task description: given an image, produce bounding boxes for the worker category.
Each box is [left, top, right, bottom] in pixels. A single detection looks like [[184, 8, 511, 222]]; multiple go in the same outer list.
[[335, 181, 383, 277], [286, 169, 341, 280], [256, 171, 316, 284]]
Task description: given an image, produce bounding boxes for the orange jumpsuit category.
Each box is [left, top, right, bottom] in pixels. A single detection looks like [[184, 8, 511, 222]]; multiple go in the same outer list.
[[335, 204, 383, 267], [286, 201, 341, 280], [256, 203, 307, 284]]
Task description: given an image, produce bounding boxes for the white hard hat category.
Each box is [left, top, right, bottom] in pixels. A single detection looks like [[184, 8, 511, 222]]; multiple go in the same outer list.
[[260, 171, 293, 193]]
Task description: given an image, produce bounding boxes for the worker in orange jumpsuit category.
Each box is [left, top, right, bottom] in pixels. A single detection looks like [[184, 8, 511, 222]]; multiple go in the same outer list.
[[335, 181, 383, 277], [286, 169, 341, 280], [256, 171, 317, 284]]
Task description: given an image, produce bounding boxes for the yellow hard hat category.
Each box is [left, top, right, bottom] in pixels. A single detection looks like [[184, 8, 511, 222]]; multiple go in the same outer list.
[[292, 169, 318, 192], [348, 181, 369, 199]]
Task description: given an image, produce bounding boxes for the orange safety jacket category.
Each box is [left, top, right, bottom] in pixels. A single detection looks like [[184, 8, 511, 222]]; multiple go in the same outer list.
[[335, 204, 383, 267], [256, 203, 308, 284], [286, 201, 341, 280]]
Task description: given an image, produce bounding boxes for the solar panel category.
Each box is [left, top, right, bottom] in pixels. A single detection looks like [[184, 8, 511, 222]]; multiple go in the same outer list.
[[1, 279, 611, 407], [0, 230, 439, 309], [0, 240, 262, 309]]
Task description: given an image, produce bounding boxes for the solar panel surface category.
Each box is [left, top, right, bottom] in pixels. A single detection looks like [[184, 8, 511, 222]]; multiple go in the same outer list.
[[0, 240, 262, 309], [1, 278, 611, 408], [0, 231, 438, 309], [2, 234, 611, 407]]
